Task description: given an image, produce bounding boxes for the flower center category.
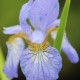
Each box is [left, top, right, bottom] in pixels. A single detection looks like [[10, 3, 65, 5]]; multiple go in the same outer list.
[[28, 40, 49, 53], [7, 27, 57, 53], [7, 33, 49, 53]]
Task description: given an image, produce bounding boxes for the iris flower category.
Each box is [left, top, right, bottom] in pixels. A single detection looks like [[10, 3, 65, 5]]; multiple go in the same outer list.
[[3, 0, 79, 80]]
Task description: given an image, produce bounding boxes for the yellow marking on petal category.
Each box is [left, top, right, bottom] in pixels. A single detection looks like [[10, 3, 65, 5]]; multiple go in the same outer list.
[[7, 27, 57, 54], [28, 42, 39, 53], [7, 33, 49, 54], [7, 33, 30, 44], [28, 40, 49, 53], [40, 41, 49, 51], [46, 27, 57, 39]]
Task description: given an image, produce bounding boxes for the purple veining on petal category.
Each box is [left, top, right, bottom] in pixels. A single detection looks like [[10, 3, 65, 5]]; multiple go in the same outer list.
[[20, 46, 62, 80], [3, 0, 62, 79]]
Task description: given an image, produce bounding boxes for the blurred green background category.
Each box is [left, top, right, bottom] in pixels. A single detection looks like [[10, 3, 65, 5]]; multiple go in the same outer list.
[[0, 0, 80, 80]]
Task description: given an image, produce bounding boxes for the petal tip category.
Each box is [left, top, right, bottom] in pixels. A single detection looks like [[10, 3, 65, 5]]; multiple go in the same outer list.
[[70, 54, 79, 64], [3, 66, 18, 79]]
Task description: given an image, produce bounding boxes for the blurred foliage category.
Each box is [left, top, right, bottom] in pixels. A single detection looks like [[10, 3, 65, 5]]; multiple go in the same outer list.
[[0, 0, 80, 80], [0, 47, 10, 80]]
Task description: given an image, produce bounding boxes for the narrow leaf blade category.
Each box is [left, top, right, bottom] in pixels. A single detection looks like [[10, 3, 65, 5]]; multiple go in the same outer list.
[[54, 0, 71, 52]]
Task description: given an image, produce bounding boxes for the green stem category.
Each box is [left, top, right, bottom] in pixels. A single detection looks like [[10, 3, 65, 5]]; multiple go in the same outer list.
[[54, 0, 71, 52], [0, 47, 10, 80]]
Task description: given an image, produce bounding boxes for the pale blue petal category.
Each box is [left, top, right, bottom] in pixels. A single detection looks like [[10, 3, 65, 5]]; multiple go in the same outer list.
[[29, 30, 46, 44], [29, 0, 59, 31], [3, 38, 25, 79], [48, 19, 60, 30], [51, 32, 79, 63], [3, 25, 24, 34], [62, 34, 79, 63], [19, 0, 33, 35], [20, 46, 62, 80]]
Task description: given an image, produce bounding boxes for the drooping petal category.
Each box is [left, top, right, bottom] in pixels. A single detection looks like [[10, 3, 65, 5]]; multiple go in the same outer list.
[[3, 25, 24, 34], [61, 34, 79, 63], [29, 30, 46, 44], [3, 38, 25, 79], [29, 0, 59, 31], [51, 31, 79, 63], [20, 46, 62, 80], [19, 0, 33, 35]]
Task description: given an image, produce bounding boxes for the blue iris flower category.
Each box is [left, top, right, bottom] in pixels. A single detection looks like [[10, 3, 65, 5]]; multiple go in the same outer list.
[[3, 0, 79, 80]]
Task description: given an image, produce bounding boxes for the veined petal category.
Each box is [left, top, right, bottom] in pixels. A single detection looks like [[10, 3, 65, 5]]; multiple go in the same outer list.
[[3, 38, 25, 79], [20, 46, 62, 80], [19, 0, 33, 35], [29, 0, 59, 31], [51, 31, 79, 63], [3, 25, 24, 34]]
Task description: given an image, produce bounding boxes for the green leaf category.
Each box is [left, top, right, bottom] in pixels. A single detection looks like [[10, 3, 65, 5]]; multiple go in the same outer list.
[[54, 0, 71, 52], [0, 47, 10, 80]]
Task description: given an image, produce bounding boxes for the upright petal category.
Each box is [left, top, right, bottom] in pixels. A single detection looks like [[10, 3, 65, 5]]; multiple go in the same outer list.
[[48, 19, 60, 29], [3, 38, 25, 79], [19, 0, 33, 35], [3, 25, 24, 34], [29, 0, 59, 31], [51, 31, 79, 63], [20, 46, 62, 80]]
